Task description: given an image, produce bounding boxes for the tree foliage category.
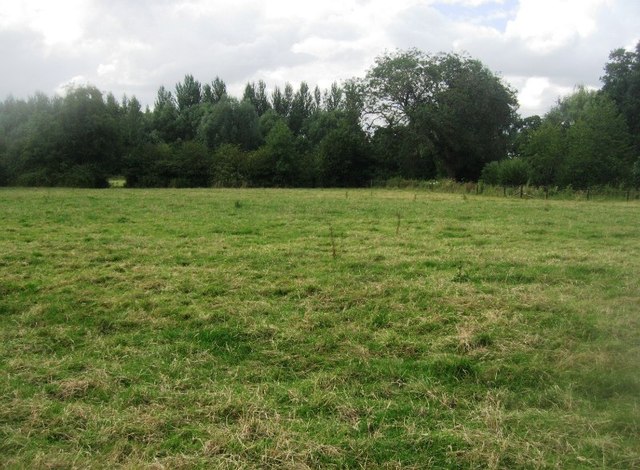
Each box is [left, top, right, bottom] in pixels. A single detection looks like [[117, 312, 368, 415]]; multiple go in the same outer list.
[[522, 121, 566, 187], [211, 144, 249, 187], [601, 41, 640, 150], [363, 49, 518, 180], [521, 88, 633, 189], [632, 157, 640, 189], [1, 44, 636, 189], [203, 77, 227, 105], [0, 86, 121, 187], [480, 158, 530, 187], [198, 97, 260, 151]]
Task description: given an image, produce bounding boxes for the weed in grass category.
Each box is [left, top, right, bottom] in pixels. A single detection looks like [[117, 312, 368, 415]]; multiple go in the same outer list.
[[452, 263, 471, 283]]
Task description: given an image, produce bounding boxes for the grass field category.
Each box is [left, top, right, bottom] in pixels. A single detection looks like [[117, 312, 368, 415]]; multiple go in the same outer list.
[[1, 188, 639, 468]]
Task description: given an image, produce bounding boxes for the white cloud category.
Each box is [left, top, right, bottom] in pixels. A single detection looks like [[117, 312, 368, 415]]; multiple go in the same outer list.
[[513, 76, 571, 111], [505, 0, 611, 53], [435, 0, 505, 6], [97, 61, 117, 76], [263, 0, 422, 22], [0, 0, 638, 117], [291, 37, 355, 60], [0, 0, 89, 48]]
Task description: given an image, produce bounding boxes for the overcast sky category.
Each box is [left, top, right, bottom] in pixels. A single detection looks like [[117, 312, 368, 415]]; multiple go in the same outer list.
[[0, 0, 638, 116]]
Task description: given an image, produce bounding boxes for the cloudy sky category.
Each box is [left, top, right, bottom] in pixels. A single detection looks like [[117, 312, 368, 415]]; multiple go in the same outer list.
[[0, 0, 638, 116]]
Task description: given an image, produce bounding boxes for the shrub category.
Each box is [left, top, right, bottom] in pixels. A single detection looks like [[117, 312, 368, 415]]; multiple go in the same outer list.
[[60, 165, 109, 188], [124, 143, 174, 188], [14, 168, 54, 186], [480, 161, 501, 185], [480, 158, 530, 187], [211, 144, 249, 187], [499, 158, 530, 187], [173, 140, 212, 187]]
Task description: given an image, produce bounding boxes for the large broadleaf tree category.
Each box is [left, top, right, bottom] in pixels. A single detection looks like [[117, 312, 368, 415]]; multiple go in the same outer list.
[[363, 49, 518, 180]]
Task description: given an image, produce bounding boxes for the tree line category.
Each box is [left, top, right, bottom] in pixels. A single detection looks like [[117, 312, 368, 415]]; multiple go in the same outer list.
[[0, 44, 638, 189]]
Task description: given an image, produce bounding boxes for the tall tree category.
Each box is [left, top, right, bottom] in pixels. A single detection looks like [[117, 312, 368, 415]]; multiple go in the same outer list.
[[10, 96, 62, 185], [510, 115, 542, 158], [122, 95, 145, 151], [255, 120, 299, 186], [313, 86, 322, 111], [243, 80, 271, 116], [521, 121, 566, 187], [522, 89, 633, 188], [175, 74, 203, 140], [289, 82, 314, 135], [324, 82, 344, 112], [10, 86, 121, 186], [152, 86, 179, 142], [363, 49, 518, 180], [203, 77, 227, 105], [271, 86, 286, 117], [242, 82, 257, 108], [62, 86, 121, 180], [601, 41, 640, 150], [198, 97, 260, 151], [316, 116, 372, 187], [560, 93, 633, 188], [175, 74, 202, 111], [272, 83, 294, 119]]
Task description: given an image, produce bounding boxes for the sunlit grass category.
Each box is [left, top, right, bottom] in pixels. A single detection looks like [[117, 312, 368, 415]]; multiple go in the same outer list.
[[1, 188, 638, 468]]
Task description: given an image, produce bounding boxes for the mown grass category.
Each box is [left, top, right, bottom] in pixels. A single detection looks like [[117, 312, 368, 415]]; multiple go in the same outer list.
[[1, 188, 638, 468]]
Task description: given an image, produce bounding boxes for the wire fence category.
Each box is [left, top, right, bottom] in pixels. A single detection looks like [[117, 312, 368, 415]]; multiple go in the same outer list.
[[379, 178, 640, 202]]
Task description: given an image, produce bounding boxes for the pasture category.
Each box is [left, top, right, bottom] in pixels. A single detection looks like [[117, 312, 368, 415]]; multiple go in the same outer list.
[[1, 188, 638, 468]]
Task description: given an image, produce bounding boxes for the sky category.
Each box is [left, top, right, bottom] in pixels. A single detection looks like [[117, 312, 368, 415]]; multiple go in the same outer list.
[[0, 0, 638, 117]]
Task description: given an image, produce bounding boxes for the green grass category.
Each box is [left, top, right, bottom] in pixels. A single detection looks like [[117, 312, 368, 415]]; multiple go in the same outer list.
[[1, 188, 639, 468]]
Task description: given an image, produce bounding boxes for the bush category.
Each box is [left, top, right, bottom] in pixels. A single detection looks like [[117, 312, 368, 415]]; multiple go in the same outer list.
[[15, 168, 54, 186], [480, 158, 530, 187], [60, 165, 109, 188], [499, 158, 530, 187], [124, 143, 174, 187], [211, 144, 249, 187], [173, 140, 212, 187], [480, 161, 501, 185]]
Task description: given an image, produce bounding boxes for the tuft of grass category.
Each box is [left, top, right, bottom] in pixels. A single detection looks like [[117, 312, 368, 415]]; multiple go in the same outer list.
[[0, 187, 638, 468]]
